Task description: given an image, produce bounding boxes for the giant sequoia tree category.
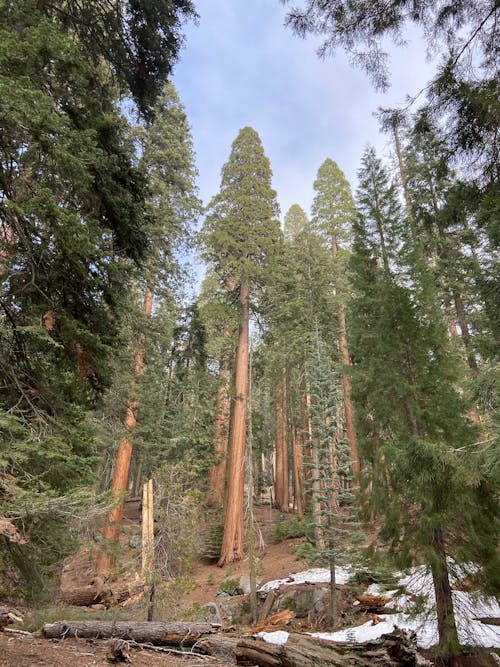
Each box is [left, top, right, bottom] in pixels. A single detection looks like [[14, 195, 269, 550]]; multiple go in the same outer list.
[[203, 127, 280, 565]]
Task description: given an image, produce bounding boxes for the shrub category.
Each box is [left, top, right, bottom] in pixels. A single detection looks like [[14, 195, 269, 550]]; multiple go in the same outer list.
[[271, 514, 312, 543]]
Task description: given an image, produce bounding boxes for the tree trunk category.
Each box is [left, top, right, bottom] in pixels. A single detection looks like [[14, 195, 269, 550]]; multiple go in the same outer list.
[[42, 620, 216, 644], [329, 550, 337, 627], [207, 361, 231, 507], [275, 369, 289, 512], [430, 528, 460, 666], [452, 289, 478, 372], [300, 385, 312, 512], [57, 580, 145, 607], [94, 279, 153, 578], [332, 240, 360, 477], [41, 623, 430, 666], [292, 427, 303, 517], [234, 630, 431, 667], [141, 479, 154, 576], [218, 281, 249, 566]]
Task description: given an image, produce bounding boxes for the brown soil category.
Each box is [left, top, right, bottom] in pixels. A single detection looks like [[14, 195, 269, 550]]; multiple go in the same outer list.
[[0, 632, 233, 666], [4, 502, 498, 666]]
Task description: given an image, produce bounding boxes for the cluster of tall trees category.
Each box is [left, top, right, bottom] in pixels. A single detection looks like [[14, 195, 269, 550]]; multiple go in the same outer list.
[[200, 119, 498, 665], [1, 1, 498, 665], [0, 0, 198, 587]]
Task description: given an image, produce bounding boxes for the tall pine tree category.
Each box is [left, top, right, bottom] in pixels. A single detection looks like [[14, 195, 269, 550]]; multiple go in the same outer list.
[[203, 127, 280, 565]]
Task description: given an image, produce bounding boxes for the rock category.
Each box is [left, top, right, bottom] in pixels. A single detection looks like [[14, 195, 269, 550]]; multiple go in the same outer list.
[[277, 583, 331, 617], [196, 603, 222, 625], [216, 593, 250, 625], [238, 574, 261, 595]]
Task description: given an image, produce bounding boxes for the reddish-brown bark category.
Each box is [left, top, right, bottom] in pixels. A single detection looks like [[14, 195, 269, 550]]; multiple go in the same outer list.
[[94, 281, 153, 578], [292, 427, 303, 516], [218, 281, 249, 566], [274, 369, 289, 512]]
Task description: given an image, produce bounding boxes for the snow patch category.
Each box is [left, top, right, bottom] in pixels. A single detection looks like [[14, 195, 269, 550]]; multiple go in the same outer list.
[[257, 565, 500, 649], [259, 566, 352, 592], [257, 630, 289, 645]]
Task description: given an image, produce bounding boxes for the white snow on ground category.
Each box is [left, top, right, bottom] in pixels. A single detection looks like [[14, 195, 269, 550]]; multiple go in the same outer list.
[[258, 630, 290, 645], [258, 566, 352, 592], [257, 565, 500, 649]]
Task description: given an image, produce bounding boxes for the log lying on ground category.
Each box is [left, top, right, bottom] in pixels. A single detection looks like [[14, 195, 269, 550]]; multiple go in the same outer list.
[[42, 620, 218, 646], [57, 580, 145, 607], [42, 621, 431, 666], [234, 630, 432, 667]]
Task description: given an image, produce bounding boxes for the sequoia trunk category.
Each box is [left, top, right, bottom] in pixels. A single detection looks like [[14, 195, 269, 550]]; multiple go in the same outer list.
[[218, 281, 249, 566]]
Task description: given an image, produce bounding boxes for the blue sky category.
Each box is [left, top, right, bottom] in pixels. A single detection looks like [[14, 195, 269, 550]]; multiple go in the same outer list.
[[172, 1, 436, 221]]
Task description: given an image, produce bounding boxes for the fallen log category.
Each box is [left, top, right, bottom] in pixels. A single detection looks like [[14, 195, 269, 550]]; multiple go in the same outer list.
[[41, 621, 431, 666], [235, 630, 432, 667], [42, 620, 217, 646], [57, 581, 145, 607]]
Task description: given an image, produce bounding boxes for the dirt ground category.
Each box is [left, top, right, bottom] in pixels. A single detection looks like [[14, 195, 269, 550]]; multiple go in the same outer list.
[[0, 632, 235, 666], [0, 504, 307, 666], [3, 502, 498, 666]]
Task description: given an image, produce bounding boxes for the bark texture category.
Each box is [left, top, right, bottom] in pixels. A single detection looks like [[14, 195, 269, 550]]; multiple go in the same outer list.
[[292, 427, 303, 516], [218, 281, 249, 566], [274, 369, 289, 512], [430, 528, 460, 666], [42, 620, 216, 645], [95, 281, 153, 578], [234, 630, 432, 667]]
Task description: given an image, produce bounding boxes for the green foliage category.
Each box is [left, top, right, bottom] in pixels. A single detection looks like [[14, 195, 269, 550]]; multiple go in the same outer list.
[[262, 205, 337, 372], [349, 144, 500, 655], [217, 578, 241, 594], [271, 515, 313, 543], [284, 203, 310, 240], [294, 540, 316, 562], [306, 337, 362, 562], [0, 0, 198, 119], [201, 522, 224, 562], [153, 463, 204, 578], [311, 157, 357, 247], [203, 126, 281, 292]]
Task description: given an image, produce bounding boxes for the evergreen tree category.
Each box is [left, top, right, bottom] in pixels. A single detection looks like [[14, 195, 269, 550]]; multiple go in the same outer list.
[[349, 146, 499, 665], [203, 127, 280, 565], [311, 158, 360, 475], [284, 203, 311, 240], [306, 335, 360, 626], [262, 205, 338, 516], [0, 0, 161, 588], [94, 81, 201, 576]]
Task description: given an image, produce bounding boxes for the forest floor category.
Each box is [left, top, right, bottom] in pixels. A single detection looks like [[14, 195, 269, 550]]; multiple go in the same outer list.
[[2, 501, 499, 666]]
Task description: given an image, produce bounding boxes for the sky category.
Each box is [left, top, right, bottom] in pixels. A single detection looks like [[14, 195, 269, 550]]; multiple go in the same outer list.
[[172, 1, 437, 224]]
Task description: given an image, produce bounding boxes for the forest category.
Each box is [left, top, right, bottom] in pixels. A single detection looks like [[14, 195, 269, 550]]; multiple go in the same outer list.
[[0, 1, 498, 666]]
